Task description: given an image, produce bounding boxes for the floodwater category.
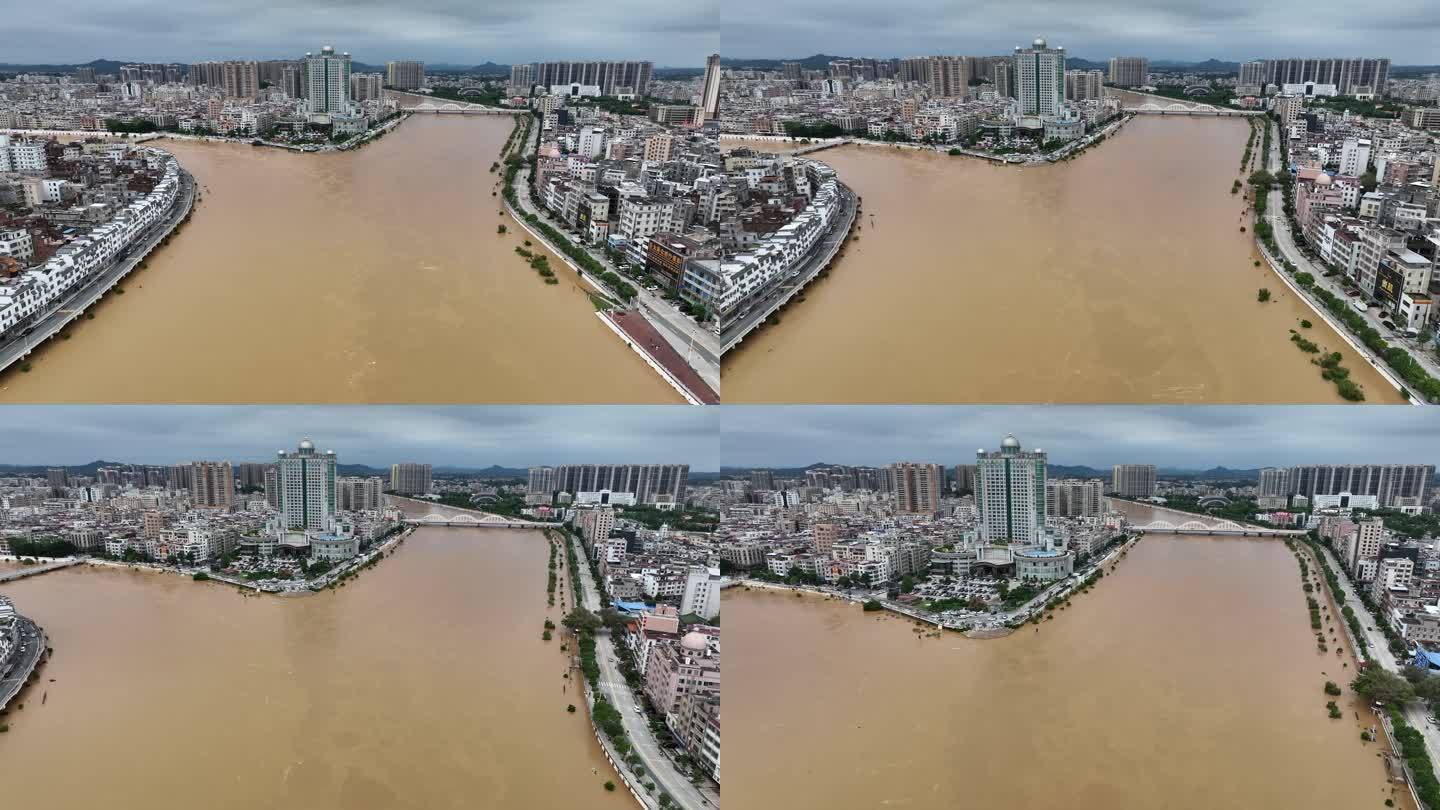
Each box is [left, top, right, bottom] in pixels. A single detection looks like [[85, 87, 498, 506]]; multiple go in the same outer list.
[[726, 533, 1412, 809], [721, 117, 1401, 404], [0, 114, 679, 403], [0, 527, 628, 809]]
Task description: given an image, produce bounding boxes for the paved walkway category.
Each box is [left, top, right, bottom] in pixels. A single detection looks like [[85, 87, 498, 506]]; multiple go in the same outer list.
[[604, 310, 719, 404], [565, 530, 715, 809]]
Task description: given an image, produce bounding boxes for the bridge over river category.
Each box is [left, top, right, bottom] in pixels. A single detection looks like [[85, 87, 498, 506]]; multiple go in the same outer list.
[[1109, 88, 1265, 117], [1110, 499, 1306, 537], [385, 90, 514, 115], [0, 558, 83, 583], [401, 512, 548, 529]]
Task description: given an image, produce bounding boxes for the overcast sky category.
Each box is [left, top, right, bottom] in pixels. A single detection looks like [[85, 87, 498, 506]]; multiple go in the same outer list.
[[4, 0, 718, 66], [0, 406, 718, 468], [721, 406, 1440, 469], [722, 0, 1440, 63]]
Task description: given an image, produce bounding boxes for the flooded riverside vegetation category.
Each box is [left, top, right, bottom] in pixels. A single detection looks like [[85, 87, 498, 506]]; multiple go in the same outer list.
[[0, 114, 679, 403], [720, 117, 1401, 404], [727, 532, 1412, 809], [0, 526, 629, 809]]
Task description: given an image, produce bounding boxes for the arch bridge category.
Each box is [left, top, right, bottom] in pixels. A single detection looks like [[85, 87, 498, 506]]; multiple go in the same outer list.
[[1136, 518, 1306, 537], [1124, 100, 1263, 117], [403, 512, 547, 529]]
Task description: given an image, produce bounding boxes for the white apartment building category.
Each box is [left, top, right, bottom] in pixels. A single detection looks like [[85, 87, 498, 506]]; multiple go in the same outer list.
[[680, 566, 721, 619], [0, 230, 34, 264], [0, 148, 180, 338], [1339, 138, 1372, 177]]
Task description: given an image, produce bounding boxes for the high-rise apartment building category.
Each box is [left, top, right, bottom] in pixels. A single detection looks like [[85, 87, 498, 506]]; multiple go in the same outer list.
[[338, 476, 384, 511], [750, 469, 776, 490], [1012, 37, 1066, 117], [188, 461, 235, 509], [541, 464, 689, 505], [221, 60, 259, 100], [976, 435, 1046, 543], [1254, 58, 1390, 96], [952, 464, 977, 493], [275, 438, 337, 531], [1286, 464, 1433, 507], [1046, 479, 1104, 517], [389, 463, 432, 495], [992, 60, 1012, 99], [1111, 464, 1157, 498], [385, 60, 425, 90], [926, 56, 970, 99], [533, 61, 653, 96], [47, 467, 68, 495], [349, 72, 383, 102], [700, 54, 721, 120], [1258, 467, 1291, 499], [1065, 69, 1105, 101], [237, 462, 270, 491], [1238, 60, 1267, 88], [304, 46, 351, 115], [889, 462, 943, 513], [1107, 56, 1148, 88], [509, 63, 536, 94]]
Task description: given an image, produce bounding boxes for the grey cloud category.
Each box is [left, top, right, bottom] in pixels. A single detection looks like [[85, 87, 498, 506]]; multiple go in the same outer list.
[[719, 406, 1440, 469], [5, 0, 718, 65], [0, 406, 718, 468], [718, 0, 1437, 62]]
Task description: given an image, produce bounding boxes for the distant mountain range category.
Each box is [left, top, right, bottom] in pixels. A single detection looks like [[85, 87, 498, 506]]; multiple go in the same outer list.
[[720, 463, 1261, 482]]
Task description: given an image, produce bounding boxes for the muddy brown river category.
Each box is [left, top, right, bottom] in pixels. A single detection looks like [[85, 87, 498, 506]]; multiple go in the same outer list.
[[0, 115, 679, 403], [721, 117, 1401, 404], [726, 533, 1411, 808], [0, 527, 628, 809]]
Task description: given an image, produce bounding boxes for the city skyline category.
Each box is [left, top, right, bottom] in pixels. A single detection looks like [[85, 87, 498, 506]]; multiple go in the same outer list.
[[0, 406, 719, 467], [1, 0, 719, 66], [719, 0, 1440, 63], [720, 406, 1440, 468]]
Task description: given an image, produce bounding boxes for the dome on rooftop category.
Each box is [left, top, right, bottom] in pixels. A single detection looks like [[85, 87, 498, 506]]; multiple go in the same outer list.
[[1001, 434, 1021, 449], [298, 438, 315, 451], [1034, 37, 1046, 48], [681, 631, 707, 652]]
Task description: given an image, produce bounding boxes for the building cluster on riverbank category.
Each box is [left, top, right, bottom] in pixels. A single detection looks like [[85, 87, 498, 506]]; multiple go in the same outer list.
[[0, 51, 402, 143], [1278, 91, 1440, 333], [0, 439, 404, 589], [717, 40, 1125, 155], [0, 138, 180, 339], [710, 149, 843, 333], [719, 437, 1134, 625], [529, 100, 730, 315]]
